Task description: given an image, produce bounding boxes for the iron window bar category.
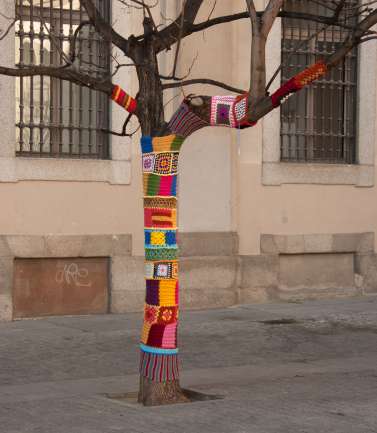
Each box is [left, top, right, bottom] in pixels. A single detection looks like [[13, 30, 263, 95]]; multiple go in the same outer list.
[[15, 0, 110, 159], [280, 0, 358, 164]]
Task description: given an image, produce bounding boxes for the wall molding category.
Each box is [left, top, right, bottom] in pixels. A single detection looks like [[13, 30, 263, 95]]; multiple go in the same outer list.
[[260, 232, 375, 255], [0, 157, 131, 185]]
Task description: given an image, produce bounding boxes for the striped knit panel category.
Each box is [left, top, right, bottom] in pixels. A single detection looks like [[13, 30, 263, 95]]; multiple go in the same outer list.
[[168, 102, 209, 137], [140, 135, 184, 382]]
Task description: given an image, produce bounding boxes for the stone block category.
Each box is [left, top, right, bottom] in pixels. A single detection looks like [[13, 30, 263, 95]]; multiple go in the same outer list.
[[358, 233, 374, 253], [238, 287, 272, 304], [304, 234, 332, 253], [0, 293, 12, 321], [6, 235, 46, 258], [241, 255, 278, 289], [332, 233, 363, 253], [0, 236, 12, 257], [355, 254, 377, 294], [45, 235, 84, 257], [260, 234, 278, 255], [180, 257, 238, 291], [179, 232, 238, 257], [0, 257, 13, 295], [110, 235, 132, 256], [279, 253, 354, 291], [110, 290, 144, 313], [181, 288, 237, 310], [111, 256, 144, 293]]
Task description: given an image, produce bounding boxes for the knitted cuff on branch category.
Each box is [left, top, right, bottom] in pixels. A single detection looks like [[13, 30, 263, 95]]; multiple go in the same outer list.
[[139, 350, 179, 382], [271, 61, 327, 107], [111, 85, 137, 113]]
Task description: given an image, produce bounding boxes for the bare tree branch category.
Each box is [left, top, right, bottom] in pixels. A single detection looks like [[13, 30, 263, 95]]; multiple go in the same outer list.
[[81, 0, 130, 56], [0, 64, 113, 94], [162, 78, 245, 94], [153, 0, 204, 52], [261, 0, 284, 37]]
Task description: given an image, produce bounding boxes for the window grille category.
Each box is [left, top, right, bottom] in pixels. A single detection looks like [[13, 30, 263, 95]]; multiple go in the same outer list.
[[281, 0, 358, 164], [15, 0, 110, 158]]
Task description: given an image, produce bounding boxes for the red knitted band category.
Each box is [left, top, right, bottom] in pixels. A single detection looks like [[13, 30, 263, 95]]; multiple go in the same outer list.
[[271, 61, 327, 107], [111, 85, 137, 113]]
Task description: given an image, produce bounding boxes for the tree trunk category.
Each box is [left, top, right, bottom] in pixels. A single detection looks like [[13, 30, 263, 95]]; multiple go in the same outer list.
[[138, 134, 188, 406]]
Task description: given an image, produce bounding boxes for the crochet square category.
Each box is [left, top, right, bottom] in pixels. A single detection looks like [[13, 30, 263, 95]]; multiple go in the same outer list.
[[165, 231, 176, 246], [141, 136, 153, 153], [150, 231, 166, 246], [147, 324, 165, 347], [171, 153, 179, 174], [144, 231, 151, 245], [146, 280, 159, 305], [141, 322, 151, 344], [211, 96, 236, 127], [161, 323, 177, 349], [154, 153, 173, 175], [158, 175, 175, 196], [234, 97, 247, 122], [158, 306, 177, 325], [142, 154, 155, 173], [171, 262, 178, 279], [144, 208, 177, 228], [216, 103, 231, 125], [145, 262, 154, 279], [144, 304, 159, 325], [144, 173, 161, 196], [159, 280, 177, 306], [155, 263, 170, 278]]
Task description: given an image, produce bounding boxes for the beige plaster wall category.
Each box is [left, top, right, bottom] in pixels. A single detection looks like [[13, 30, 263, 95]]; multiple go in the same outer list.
[[1, 0, 377, 260]]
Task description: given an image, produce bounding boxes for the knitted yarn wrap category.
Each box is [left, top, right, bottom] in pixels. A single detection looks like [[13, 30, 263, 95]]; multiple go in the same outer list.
[[140, 134, 183, 382]]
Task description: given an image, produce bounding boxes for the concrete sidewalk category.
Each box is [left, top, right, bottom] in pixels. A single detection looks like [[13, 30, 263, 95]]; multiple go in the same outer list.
[[1, 297, 377, 433]]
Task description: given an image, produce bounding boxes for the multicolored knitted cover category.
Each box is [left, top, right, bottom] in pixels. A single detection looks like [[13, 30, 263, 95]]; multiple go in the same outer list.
[[110, 69, 329, 382], [271, 61, 327, 107], [139, 101, 211, 382]]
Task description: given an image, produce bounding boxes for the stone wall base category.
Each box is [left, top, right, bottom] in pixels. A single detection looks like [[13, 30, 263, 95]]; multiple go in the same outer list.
[[1, 232, 377, 320]]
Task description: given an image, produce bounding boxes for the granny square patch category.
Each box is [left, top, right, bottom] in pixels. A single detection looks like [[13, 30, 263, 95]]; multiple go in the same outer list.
[[210, 95, 236, 127], [234, 97, 247, 122], [145, 262, 154, 279], [171, 153, 179, 174], [154, 153, 173, 175], [142, 154, 155, 173], [155, 263, 169, 278]]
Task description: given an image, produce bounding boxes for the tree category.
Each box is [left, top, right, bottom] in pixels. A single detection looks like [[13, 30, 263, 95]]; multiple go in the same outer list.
[[2, 0, 377, 406]]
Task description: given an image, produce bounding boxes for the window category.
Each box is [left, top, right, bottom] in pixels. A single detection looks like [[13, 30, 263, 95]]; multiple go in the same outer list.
[[15, 0, 110, 158], [281, 0, 358, 164]]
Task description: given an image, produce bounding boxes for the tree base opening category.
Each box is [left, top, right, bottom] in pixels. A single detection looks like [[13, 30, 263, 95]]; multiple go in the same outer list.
[[136, 376, 224, 406]]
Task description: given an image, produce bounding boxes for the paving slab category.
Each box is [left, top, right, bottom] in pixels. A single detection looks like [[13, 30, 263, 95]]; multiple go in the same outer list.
[[0, 297, 377, 433]]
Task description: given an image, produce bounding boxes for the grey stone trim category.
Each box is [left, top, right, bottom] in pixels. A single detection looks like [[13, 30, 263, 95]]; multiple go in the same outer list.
[[0, 158, 131, 185], [262, 162, 374, 187], [179, 232, 238, 257], [1, 231, 377, 321], [260, 232, 374, 255]]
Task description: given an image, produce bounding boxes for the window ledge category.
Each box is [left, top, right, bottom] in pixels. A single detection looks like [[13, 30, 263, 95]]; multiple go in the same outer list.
[[0, 157, 131, 185], [262, 162, 374, 187]]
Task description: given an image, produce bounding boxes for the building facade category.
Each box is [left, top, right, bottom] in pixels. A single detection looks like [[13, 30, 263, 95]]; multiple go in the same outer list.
[[1, 0, 377, 321]]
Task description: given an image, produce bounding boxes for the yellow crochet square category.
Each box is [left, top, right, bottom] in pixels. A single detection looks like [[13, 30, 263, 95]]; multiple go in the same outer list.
[[151, 231, 165, 245], [141, 322, 151, 344], [159, 280, 177, 306]]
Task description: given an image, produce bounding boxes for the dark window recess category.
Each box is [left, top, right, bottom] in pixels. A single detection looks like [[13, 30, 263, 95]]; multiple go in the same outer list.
[[15, 0, 110, 158], [281, 0, 358, 164]]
